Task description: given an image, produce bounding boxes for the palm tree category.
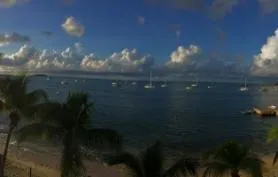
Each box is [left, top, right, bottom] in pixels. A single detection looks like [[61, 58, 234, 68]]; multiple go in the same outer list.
[[202, 140, 263, 177], [0, 74, 48, 167], [108, 141, 199, 177], [15, 91, 122, 177]]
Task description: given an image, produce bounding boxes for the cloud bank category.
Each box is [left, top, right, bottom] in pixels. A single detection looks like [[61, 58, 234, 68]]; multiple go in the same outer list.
[[0, 42, 251, 77], [0, 43, 155, 73], [62, 17, 85, 37]]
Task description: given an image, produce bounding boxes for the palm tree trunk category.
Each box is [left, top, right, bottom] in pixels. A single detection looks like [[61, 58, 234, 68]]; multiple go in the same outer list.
[[231, 170, 240, 177], [2, 126, 14, 176]]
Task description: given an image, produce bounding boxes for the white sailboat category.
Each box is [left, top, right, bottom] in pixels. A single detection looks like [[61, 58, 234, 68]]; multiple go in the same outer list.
[[144, 72, 155, 89], [208, 81, 214, 89], [131, 81, 137, 86], [191, 76, 198, 87], [161, 80, 167, 88], [240, 78, 248, 91]]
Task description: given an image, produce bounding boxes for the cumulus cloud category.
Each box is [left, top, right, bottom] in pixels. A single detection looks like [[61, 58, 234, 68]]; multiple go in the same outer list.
[[166, 45, 200, 66], [0, 0, 30, 7], [252, 28, 278, 76], [61, 17, 84, 37], [0, 32, 30, 46], [258, 0, 278, 14], [209, 0, 239, 20], [0, 43, 83, 70], [1, 45, 36, 65], [81, 48, 154, 72], [0, 43, 154, 72], [164, 46, 247, 76]]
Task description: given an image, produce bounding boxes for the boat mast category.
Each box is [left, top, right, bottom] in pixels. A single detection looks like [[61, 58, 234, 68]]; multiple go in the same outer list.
[[245, 78, 247, 88], [150, 71, 152, 86]]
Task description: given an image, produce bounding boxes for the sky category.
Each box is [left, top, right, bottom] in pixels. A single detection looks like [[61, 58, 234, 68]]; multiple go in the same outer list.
[[1, 0, 278, 78]]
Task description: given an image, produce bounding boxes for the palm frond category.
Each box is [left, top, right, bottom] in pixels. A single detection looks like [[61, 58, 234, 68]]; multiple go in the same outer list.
[[0, 100, 8, 111], [210, 140, 247, 167], [164, 157, 199, 177], [80, 128, 122, 151], [141, 141, 163, 177], [240, 156, 264, 177], [15, 123, 63, 143], [267, 127, 278, 143], [33, 102, 63, 122], [26, 89, 48, 105], [108, 152, 143, 177], [202, 162, 230, 177]]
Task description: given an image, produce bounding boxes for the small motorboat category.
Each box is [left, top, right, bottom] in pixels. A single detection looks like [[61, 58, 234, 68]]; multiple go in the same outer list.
[[60, 80, 68, 85], [268, 105, 277, 110], [161, 83, 167, 88]]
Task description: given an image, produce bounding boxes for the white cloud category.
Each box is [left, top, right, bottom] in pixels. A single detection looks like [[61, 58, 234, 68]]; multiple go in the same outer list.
[[0, 44, 154, 72], [167, 45, 200, 65], [252, 28, 278, 76], [61, 17, 84, 37], [258, 0, 278, 14], [0, 0, 30, 7], [1, 45, 36, 65], [0, 43, 247, 76], [81, 48, 154, 72], [0, 32, 30, 46], [164, 46, 247, 76]]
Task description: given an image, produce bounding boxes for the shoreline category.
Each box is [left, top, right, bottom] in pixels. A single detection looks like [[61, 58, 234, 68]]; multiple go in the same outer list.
[[2, 143, 278, 177]]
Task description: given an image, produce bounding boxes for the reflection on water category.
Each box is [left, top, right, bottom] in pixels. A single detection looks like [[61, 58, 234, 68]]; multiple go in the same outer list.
[[27, 77, 278, 156]]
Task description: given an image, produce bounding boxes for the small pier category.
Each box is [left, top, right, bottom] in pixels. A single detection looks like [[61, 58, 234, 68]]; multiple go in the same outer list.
[[253, 108, 277, 117], [242, 106, 278, 118]]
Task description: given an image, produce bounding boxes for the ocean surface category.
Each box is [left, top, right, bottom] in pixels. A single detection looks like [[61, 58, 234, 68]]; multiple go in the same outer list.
[[27, 76, 278, 157]]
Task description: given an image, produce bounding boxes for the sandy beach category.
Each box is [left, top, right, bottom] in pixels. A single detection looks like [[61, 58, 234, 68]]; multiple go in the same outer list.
[[1, 141, 278, 177]]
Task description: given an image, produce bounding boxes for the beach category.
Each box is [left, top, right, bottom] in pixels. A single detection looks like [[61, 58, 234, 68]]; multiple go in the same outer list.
[[2, 141, 278, 177]]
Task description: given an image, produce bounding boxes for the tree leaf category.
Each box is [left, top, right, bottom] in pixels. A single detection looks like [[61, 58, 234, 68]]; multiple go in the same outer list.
[[80, 128, 122, 151], [164, 157, 199, 177], [108, 152, 143, 177], [15, 123, 63, 143]]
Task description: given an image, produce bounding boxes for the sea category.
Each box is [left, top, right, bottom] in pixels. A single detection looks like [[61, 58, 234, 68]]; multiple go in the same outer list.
[[26, 76, 278, 158]]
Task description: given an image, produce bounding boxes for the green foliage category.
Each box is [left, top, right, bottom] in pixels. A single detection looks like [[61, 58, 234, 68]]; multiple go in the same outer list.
[[109, 141, 199, 177], [16, 91, 122, 177], [267, 127, 278, 165], [203, 140, 263, 177]]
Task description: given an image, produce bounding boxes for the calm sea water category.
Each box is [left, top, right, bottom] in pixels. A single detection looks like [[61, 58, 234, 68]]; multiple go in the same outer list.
[[28, 76, 278, 157]]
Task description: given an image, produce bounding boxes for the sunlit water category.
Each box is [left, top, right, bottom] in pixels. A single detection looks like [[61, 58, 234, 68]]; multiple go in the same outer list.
[[27, 76, 278, 158]]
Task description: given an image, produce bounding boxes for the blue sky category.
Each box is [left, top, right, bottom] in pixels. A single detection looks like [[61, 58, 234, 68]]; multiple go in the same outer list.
[[0, 0, 278, 76]]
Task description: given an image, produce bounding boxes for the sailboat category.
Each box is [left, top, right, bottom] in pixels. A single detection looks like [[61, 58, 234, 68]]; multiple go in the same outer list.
[[112, 81, 121, 87], [191, 76, 198, 87], [131, 81, 137, 86], [161, 80, 167, 88], [208, 81, 214, 89], [144, 72, 155, 89], [240, 78, 248, 91]]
